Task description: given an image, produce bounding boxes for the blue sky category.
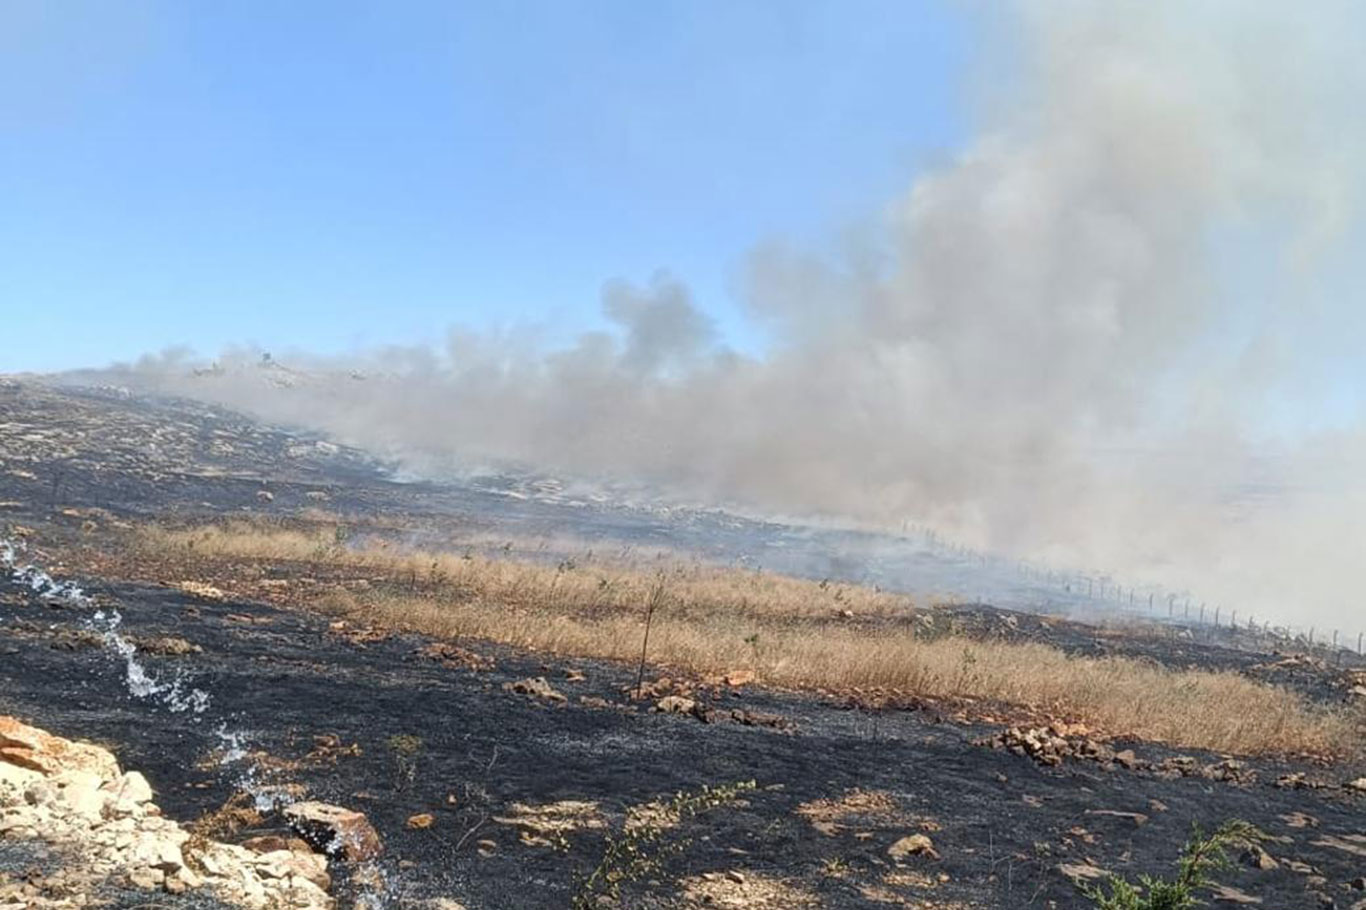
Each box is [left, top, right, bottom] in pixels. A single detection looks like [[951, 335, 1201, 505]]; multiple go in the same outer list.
[[0, 0, 969, 372]]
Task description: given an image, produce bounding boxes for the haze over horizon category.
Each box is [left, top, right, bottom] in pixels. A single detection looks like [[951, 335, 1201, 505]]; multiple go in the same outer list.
[[6, 1, 1366, 632]]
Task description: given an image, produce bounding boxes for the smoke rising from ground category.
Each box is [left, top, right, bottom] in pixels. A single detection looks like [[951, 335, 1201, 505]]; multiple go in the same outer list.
[[94, 2, 1364, 630]]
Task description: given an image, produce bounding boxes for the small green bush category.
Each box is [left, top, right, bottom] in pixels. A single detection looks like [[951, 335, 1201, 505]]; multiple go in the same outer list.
[[1082, 820, 1262, 910], [571, 780, 756, 910]]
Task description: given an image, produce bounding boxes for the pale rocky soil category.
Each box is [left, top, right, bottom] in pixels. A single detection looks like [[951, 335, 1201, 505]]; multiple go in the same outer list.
[[0, 716, 332, 909]]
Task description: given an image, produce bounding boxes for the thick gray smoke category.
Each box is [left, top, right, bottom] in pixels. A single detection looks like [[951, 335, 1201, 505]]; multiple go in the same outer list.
[[95, 2, 1365, 629]]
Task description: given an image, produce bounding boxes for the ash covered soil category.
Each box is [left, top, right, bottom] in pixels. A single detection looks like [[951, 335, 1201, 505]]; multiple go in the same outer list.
[[2, 379, 1366, 909]]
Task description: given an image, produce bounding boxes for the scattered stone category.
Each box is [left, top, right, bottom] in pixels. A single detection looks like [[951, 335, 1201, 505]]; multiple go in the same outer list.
[[1209, 883, 1263, 903], [887, 834, 939, 861], [503, 677, 566, 703], [176, 580, 226, 601], [284, 801, 383, 861], [416, 642, 494, 671], [1280, 812, 1319, 828], [241, 834, 313, 854], [407, 813, 435, 830], [134, 635, 202, 656], [0, 715, 333, 909], [1240, 844, 1278, 870], [1344, 778, 1366, 793], [729, 709, 793, 731], [655, 695, 698, 714], [1276, 771, 1328, 790], [1085, 809, 1148, 827]]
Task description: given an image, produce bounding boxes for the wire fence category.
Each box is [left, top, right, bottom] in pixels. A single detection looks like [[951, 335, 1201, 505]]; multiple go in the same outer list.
[[907, 524, 1366, 667]]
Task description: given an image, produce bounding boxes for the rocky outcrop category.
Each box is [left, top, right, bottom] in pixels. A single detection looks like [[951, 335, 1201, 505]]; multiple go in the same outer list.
[[283, 802, 383, 862], [0, 716, 331, 909], [978, 724, 1260, 784]]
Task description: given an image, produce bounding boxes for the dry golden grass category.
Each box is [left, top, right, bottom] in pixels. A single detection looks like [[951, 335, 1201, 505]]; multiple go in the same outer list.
[[131, 521, 1357, 757]]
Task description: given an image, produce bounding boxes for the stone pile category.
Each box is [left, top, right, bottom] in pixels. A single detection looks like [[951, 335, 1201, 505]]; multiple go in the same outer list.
[[0, 716, 332, 909], [979, 724, 1260, 784]]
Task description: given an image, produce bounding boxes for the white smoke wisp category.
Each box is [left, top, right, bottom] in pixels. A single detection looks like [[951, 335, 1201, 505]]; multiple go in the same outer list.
[[93, 2, 1365, 630]]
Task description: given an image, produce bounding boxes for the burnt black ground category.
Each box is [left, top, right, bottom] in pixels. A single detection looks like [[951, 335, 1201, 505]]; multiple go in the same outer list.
[[2, 576, 1365, 909], [3, 379, 1366, 908]]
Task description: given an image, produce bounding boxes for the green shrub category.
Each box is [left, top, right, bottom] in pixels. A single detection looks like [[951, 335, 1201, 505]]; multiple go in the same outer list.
[[571, 780, 756, 910], [1082, 820, 1262, 910]]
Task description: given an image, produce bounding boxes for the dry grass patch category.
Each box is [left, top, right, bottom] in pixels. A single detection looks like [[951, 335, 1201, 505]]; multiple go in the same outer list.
[[681, 872, 821, 909], [796, 789, 915, 836], [127, 521, 1357, 758]]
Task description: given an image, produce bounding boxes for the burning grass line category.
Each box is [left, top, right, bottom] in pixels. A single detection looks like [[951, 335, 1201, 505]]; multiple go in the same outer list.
[[127, 521, 1358, 758]]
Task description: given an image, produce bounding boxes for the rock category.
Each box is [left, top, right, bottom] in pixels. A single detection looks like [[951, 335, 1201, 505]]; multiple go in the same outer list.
[[284, 801, 383, 861], [722, 670, 756, 687], [1085, 809, 1149, 827], [128, 830, 186, 871], [1209, 883, 1262, 903], [101, 771, 153, 814], [241, 834, 313, 854], [1344, 778, 1366, 793], [1113, 749, 1138, 769], [407, 813, 435, 830], [49, 769, 106, 820], [887, 834, 939, 861], [0, 759, 42, 791], [502, 677, 566, 703], [127, 867, 161, 890], [0, 716, 120, 781], [1240, 845, 1278, 870], [134, 636, 201, 656], [655, 695, 697, 714], [1351, 877, 1365, 891], [251, 849, 331, 891]]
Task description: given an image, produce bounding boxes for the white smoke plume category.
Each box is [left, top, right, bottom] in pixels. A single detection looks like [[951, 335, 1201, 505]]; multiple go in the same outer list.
[[92, 2, 1366, 630]]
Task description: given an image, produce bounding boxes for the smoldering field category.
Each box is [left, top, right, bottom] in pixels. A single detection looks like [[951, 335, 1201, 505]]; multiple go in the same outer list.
[[79, 2, 1366, 633]]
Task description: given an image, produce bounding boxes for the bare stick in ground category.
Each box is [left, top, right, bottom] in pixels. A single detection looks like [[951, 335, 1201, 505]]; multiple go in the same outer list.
[[634, 574, 665, 700]]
